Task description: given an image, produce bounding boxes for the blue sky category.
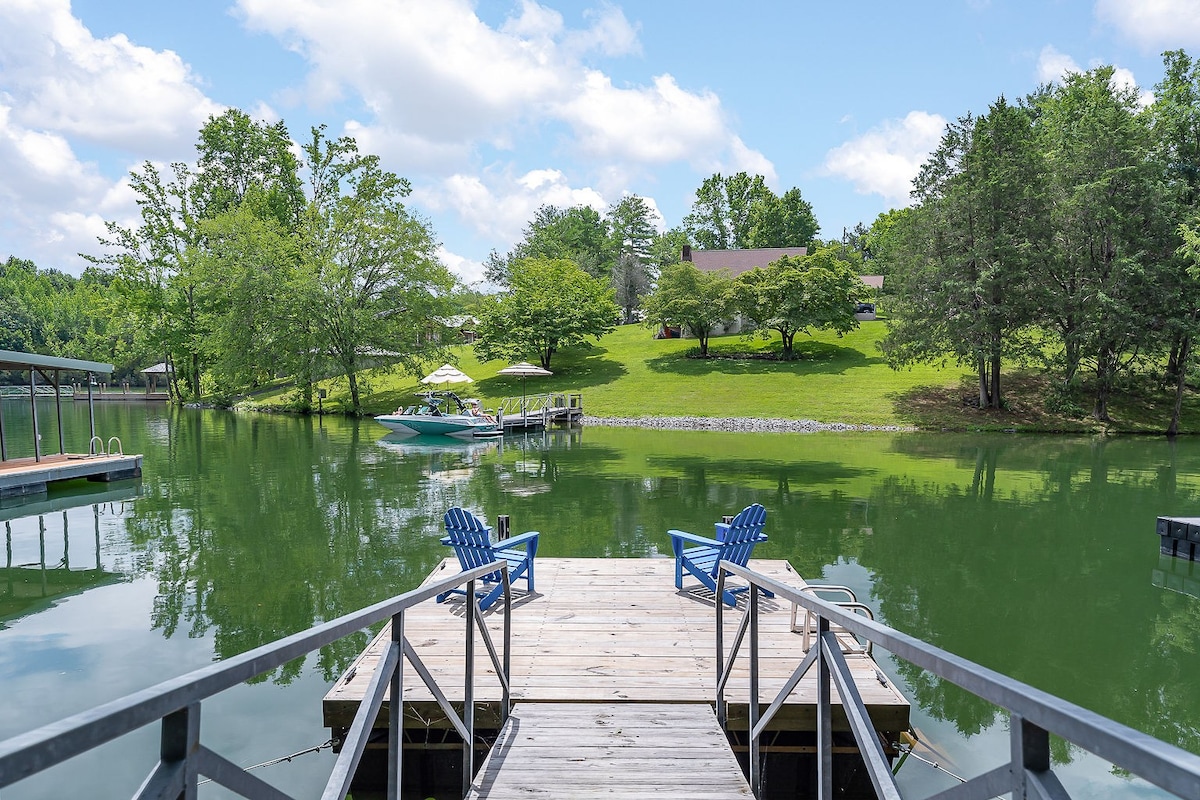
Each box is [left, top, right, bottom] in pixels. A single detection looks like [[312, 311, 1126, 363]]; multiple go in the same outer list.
[[0, 1, 1196, 284]]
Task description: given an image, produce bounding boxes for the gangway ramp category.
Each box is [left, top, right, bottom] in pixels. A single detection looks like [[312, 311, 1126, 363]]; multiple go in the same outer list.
[[466, 702, 752, 799]]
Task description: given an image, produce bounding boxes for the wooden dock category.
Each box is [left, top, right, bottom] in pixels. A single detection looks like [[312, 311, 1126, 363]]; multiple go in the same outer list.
[[466, 703, 752, 799], [496, 393, 584, 432], [324, 558, 909, 794], [0, 453, 142, 499]]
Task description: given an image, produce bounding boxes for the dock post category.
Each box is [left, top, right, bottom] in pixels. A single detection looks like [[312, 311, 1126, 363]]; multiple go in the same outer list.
[[29, 367, 40, 462]]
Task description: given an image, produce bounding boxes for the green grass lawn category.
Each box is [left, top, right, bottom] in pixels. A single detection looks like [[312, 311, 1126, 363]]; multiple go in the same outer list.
[[250, 322, 1200, 433]]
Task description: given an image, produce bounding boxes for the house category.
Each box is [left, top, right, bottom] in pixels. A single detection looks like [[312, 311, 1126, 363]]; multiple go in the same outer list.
[[673, 246, 885, 335]]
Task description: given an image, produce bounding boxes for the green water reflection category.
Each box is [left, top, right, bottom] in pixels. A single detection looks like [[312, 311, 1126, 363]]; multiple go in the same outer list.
[[1, 400, 1198, 797]]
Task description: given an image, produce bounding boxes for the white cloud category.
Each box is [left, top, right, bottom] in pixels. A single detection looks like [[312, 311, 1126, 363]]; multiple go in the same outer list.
[[236, 0, 767, 179], [559, 72, 730, 164], [0, 102, 133, 265], [0, 0, 223, 158], [1036, 46, 1153, 106], [0, 0, 219, 270], [415, 169, 610, 251], [1037, 45, 1081, 85], [821, 111, 947, 204], [437, 246, 485, 286], [1095, 0, 1200, 49]]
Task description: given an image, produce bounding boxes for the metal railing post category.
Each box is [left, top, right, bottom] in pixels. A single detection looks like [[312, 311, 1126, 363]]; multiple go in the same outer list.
[[748, 583, 762, 798], [162, 702, 200, 800], [463, 579, 476, 798], [502, 572, 512, 724], [1013, 713, 1070, 799], [816, 613, 832, 800], [388, 610, 404, 800], [716, 568, 726, 728]]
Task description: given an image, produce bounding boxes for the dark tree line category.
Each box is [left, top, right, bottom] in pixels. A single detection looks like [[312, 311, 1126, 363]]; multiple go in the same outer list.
[[875, 52, 1200, 431]]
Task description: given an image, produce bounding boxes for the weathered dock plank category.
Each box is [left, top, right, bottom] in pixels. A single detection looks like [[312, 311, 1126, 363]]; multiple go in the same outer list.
[[323, 558, 909, 735], [465, 703, 753, 799]]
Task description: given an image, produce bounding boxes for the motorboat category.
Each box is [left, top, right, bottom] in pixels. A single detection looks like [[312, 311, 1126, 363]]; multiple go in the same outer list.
[[373, 391, 501, 438]]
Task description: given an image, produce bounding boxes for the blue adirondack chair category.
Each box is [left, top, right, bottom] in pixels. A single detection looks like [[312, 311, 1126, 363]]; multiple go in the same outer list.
[[669, 503, 772, 606], [436, 507, 539, 610]]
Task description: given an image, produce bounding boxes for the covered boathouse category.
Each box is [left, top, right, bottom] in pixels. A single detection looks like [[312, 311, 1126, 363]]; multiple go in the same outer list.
[[0, 349, 141, 499]]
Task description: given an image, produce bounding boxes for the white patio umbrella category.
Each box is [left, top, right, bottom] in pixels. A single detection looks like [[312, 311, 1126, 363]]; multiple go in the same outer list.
[[497, 362, 552, 415], [420, 364, 474, 388]]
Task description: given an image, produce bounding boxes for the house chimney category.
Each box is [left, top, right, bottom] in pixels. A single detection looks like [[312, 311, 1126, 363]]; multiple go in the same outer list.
[[682, 244, 692, 262]]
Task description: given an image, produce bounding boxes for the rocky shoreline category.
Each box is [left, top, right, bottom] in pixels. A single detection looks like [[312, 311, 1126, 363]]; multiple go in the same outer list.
[[583, 415, 915, 433]]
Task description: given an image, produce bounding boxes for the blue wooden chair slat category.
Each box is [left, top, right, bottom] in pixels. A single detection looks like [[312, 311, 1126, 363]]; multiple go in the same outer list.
[[670, 503, 772, 607], [437, 507, 539, 610]]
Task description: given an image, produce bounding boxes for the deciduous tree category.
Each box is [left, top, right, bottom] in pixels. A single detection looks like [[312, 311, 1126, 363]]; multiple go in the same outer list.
[[736, 246, 864, 357], [475, 257, 619, 370], [641, 261, 734, 357]]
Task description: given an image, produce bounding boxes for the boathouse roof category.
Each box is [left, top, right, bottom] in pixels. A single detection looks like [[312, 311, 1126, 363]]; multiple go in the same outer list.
[[0, 349, 113, 374]]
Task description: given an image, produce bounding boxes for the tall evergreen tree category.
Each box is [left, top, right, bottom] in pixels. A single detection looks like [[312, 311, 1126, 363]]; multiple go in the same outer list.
[[881, 97, 1046, 408], [1033, 68, 1173, 420]]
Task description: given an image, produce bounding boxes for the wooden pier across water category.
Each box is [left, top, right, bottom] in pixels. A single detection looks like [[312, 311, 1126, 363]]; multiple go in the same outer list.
[[323, 558, 909, 796], [466, 702, 752, 799]]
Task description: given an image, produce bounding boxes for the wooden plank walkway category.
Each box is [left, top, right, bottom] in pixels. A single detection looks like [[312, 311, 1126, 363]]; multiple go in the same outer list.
[[324, 558, 909, 735], [465, 702, 753, 799]]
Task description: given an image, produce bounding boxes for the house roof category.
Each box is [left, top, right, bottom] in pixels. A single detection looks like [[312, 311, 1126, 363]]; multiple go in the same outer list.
[[860, 275, 884, 289], [684, 247, 808, 277]]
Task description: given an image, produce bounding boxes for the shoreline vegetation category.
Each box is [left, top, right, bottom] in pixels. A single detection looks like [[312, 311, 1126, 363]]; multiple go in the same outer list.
[[247, 322, 1200, 435]]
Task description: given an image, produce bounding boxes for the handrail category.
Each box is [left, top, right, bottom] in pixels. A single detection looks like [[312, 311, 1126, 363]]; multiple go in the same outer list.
[[717, 560, 1200, 800], [0, 561, 511, 800], [88, 435, 105, 456]]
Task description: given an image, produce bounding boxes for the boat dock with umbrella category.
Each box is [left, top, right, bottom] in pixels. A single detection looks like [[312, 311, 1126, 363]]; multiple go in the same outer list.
[[493, 362, 582, 431], [494, 391, 584, 431]]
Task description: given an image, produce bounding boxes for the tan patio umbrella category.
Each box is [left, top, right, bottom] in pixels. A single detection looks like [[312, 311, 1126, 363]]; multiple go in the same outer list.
[[497, 362, 552, 415]]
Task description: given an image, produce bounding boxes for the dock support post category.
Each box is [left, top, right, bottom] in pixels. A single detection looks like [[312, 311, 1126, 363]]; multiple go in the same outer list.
[[54, 369, 64, 455], [0, 384, 7, 460], [389, 611, 404, 800], [29, 368, 40, 462]]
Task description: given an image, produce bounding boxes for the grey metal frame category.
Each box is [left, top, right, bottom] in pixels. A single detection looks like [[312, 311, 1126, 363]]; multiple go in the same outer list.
[[716, 561, 1200, 800], [0, 562, 511, 800]]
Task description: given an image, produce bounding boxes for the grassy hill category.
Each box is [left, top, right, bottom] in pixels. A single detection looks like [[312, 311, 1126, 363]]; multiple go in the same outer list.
[[253, 321, 1200, 433]]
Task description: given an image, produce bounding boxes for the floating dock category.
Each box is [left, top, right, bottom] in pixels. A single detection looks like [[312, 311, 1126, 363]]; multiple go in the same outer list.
[[323, 558, 909, 796], [0, 453, 142, 500]]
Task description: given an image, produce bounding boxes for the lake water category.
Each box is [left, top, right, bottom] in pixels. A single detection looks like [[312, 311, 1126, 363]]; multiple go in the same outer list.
[[1, 401, 1198, 798]]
